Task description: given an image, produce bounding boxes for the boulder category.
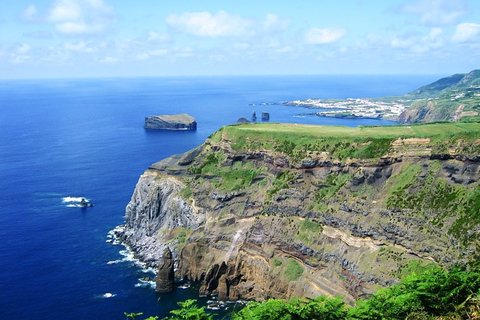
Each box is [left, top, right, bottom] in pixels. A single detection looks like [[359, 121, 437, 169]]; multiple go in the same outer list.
[[145, 113, 197, 130], [237, 117, 250, 124]]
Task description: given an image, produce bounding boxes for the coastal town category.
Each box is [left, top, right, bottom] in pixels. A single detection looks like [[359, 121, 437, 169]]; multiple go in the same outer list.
[[284, 98, 411, 120]]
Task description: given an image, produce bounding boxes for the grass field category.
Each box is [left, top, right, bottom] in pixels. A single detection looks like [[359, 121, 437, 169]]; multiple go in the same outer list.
[[224, 122, 480, 139]]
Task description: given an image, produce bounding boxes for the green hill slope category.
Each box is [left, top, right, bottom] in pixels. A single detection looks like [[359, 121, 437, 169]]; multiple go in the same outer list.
[[398, 69, 480, 123]]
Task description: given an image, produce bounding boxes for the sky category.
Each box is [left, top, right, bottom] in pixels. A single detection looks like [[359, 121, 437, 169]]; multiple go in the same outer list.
[[0, 0, 479, 78]]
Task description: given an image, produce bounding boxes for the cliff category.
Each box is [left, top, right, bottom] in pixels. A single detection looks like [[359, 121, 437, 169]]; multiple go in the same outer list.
[[116, 122, 480, 303], [145, 113, 197, 130]]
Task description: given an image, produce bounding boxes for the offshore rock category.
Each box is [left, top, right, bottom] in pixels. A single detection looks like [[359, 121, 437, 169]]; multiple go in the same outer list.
[[145, 113, 197, 131], [156, 248, 175, 293]]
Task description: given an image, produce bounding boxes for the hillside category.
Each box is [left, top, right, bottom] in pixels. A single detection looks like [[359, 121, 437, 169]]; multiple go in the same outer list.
[[116, 122, 480, 305], [399, 69, 480, 123], [410, 70, 480, 97]]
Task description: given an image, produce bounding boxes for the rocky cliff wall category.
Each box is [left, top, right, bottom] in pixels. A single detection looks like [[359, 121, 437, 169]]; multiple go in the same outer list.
[[116, 124, 480, 303]]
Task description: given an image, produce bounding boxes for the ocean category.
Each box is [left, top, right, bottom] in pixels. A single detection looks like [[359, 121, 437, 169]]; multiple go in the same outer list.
[[0, 75, 440, 319]]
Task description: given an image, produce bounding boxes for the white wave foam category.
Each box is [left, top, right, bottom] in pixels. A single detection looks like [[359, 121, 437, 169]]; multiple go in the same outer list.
[[135, 279, 156, 289], [102, 293, 116, 298], [62, 196, 89, 203], [66, 204, 86, 208]]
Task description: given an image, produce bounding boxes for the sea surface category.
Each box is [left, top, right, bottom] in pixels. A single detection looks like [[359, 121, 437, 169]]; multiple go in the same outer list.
[[0, 75, 440, 319]]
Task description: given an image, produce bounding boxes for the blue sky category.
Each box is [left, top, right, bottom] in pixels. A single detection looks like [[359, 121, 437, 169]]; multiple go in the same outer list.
[[1, 0, 479, 78]]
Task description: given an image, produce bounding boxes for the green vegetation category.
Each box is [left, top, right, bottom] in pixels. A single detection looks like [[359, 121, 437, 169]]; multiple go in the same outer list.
[[296, 219, 322, 245], [180, 186, 193, 199], [129, 266, 480, 320], [285, 258, 304, 281], [190, 152, 263, 191], [316, 173, 351, 201], [233, 296, 347, 320], [400, 70, 480, 123], [267, 170, 296, 198], [211, 122, 480, 163], [384, 160, 480, 243]]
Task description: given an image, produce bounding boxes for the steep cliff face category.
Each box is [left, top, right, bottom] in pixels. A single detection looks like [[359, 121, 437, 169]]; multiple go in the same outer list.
[[116, 123, 480, 303]]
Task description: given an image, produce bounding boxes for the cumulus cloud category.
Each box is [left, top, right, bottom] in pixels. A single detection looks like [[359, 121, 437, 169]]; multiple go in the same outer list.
[[166, 11, 252, 37], [166, 11, 289, 38], [400, 0, 469, 26], [304, 27, 346, 44], [423, 27, 444, 48], [453, 23, 480, 43], [263, 14, 289, 33], [55, 21, 105, 35], [22, 4, 38, 22], [47, 0, 114, 36], [390, 28, 446, 54]]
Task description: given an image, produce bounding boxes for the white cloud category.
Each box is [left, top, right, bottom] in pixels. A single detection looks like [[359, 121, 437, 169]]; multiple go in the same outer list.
[[166, 11, 252, 37], [22, 4, 38, 22], [453, 23, 480, 43], [17, 44, 32, 54], [99, 56, 116, 63], [390, 28, 446, 54], [149, 49, 168, 56], [423, 27, 443, 48], [400, 0, 469, 26], [262, 14, 289, 33], [304, 27, 346, 44], [166, 11, 289, 39], [47, 0, 114, 36], [276, 46, 292, 53], [391, 36, 413, 49], [135, 53, 149, 60], [147, 31, 170, 43], [48, 0, 82, 22], [11, 55, 30, 64], [55, 21, 104, 35], [63, 41, 97, 52]]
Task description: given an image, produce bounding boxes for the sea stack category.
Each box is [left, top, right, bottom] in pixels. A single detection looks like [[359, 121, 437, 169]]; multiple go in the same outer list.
[[145, 113, 197, 130], [262, 112, 270, 121], [155, 248, 175, 293]]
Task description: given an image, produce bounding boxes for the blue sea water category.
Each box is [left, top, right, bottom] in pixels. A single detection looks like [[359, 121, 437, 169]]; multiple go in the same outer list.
[[0, 75, 440, 319]]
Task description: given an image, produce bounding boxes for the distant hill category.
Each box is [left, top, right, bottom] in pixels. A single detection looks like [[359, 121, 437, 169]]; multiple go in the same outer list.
[[409, 69, 480, 97], [398, 69, 480, 123]]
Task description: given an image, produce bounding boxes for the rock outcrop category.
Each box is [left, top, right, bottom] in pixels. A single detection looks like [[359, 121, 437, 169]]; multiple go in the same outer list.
[[145, 113, 197, 130], [156, 248, 175, 293], [116, 123, 480, 304]]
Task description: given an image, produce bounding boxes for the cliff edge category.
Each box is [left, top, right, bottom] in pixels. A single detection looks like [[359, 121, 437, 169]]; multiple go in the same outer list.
[[116, 122, 480, 303]]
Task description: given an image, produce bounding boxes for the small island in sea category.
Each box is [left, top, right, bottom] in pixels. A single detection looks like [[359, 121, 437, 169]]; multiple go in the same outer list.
[[145, 113, 197, 131]]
